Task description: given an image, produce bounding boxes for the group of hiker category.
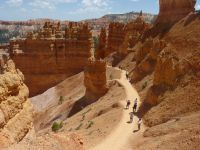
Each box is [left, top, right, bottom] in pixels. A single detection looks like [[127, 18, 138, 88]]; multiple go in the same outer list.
[[118, 67, 142, 131], [126, 98, 142, 131]]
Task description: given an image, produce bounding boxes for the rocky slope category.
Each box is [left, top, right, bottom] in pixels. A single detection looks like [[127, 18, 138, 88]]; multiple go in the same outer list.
[[0, 60, 85, 149]]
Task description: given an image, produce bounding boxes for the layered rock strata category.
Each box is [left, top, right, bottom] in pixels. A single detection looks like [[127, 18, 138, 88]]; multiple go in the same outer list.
[[96, 28, 107, 59], [131, 38, 167, 82], [84, 57, 108, 102], [144, 0, 196, 38], [145, 47, 185, 105], [156, 0, 196, 25], [106, 13, 150, 57], [106, 22, 126, 56], [10, 22, 92, 96]]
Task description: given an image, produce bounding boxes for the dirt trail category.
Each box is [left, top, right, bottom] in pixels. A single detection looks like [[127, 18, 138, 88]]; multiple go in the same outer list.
[[90, 68, 145, 150]]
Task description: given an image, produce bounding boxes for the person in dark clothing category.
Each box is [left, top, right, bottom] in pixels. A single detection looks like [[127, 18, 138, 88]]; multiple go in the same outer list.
[[126, 100, 131, 109], [133, 98, 138, 112], [126, 72, 129, 79]]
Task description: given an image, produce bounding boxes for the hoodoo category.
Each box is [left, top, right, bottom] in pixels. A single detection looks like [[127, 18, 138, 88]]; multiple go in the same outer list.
[[84, 57, 108, 102], [155, 0, 196, 25]]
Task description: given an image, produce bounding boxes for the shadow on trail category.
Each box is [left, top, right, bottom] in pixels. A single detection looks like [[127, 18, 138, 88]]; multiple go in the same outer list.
[[133, 129, 140, 133], [136, 103, 152, 118]]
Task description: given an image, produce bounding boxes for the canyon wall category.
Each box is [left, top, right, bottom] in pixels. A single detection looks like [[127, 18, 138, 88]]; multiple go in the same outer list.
[[106, 22, 126, 56], [0, 58, 33, 149], [106, 13, 150, 57], [10, 22, 92, 96], [84, 57, 108, 102]]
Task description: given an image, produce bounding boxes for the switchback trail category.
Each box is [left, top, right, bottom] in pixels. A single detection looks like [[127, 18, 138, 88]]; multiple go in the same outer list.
[[90, 68, 146, 150]]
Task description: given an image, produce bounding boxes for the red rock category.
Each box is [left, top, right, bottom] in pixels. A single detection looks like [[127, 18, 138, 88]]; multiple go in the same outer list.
[[84, 57, 108, 102], [156, 0, 196, 26], [10, 22, 92, 96]]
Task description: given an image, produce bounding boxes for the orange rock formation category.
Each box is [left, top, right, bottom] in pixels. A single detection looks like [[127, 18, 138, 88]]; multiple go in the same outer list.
[[106, 22, 126, 56], [96, 28, 107, 59], [131, 38, 167, 82], [84, 57, 108, 102], [156, 0, 196, 25], [0, 58, 33, 149], [106, 13, 150, 57], [10, 22, 92, 96]]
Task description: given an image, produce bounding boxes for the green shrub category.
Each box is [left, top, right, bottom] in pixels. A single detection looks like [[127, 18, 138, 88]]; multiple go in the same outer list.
[[52, 121, 63, 132], [82, 108, 92, 116], [86, 121, 94, 129], [75, 123, 83, 130], [58, 96, 65, 105], [142, 81, 148, 90]]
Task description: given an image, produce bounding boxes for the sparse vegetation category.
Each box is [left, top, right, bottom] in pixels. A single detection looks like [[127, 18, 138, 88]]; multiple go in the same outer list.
[[142, 81, 148, 90], [86, 121, 94, 129], [82, 108, 92, 116], [68, 128, 73, 132], [52, 121, 63, 132], [110, 74, 113, 80], [81, 108, 92, 121], [58, 96, 65, 105], [75, 123, 83, 130]]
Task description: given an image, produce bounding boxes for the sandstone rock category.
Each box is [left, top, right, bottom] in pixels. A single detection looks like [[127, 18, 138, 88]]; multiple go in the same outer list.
[[84, 57, 108, 102], [144, 47, 184, 105], [10, 22, 92, 96], [7, 132, 85, 150], [143, 0, 196, 39], [106, 13, 150, 58], [96, 28, 107, 59], [106, 22, 126, 56], [156, 0, 196, 26], [124, 12, 150, 49], [0, 59, 33, 148], [131, 39, 167, 82], [153, 47, 183, 87]]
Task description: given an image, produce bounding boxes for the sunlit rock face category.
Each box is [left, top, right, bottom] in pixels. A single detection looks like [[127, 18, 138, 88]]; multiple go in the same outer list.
[[0, 58, 33, 149], [10, 22, 92, 97], [155, 0, 196, 25], [84, 57, 108, 103]]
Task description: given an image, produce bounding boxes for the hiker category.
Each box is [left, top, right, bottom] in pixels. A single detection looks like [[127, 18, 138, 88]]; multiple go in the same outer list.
[[129, 112, 134, 123], [133, 98, 138, 112], [126, 71, 129, 79], [126, 100, 131, 109], [138, 118, 142, 130]]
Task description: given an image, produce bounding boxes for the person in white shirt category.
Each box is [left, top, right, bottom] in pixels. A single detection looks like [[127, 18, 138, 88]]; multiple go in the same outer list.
[[138, 118, 142, 130]]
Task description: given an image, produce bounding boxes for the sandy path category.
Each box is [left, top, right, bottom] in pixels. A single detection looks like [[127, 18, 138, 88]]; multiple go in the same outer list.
[[90, 69, 145, 150]]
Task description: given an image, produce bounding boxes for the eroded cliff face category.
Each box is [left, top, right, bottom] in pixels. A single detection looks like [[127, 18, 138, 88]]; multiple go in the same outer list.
[[10, 22, 92, 96], [143, 0, 196, 39], [156, 0, 196, 25], [0, 58, 33, 149], [106, 14, 150, 58], [84, 57, 108, 103], [131, 38, 167, 82]]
